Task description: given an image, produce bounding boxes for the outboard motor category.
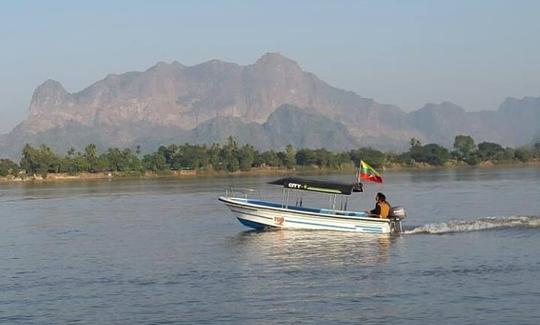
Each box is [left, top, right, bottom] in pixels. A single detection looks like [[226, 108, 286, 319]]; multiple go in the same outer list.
[[389, 206, 406, 220], [389, 206, 407, 233]]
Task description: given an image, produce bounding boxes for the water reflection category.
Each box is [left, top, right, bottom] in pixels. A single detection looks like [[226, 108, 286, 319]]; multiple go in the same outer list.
[[229, 230, 398, 268]]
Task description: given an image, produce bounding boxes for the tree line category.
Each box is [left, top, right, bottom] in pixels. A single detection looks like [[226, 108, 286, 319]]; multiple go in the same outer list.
[[1, 135, 539, 178]]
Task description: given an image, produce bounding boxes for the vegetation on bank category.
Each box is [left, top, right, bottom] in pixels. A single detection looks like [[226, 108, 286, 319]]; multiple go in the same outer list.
[[0, 136, 539, 179]]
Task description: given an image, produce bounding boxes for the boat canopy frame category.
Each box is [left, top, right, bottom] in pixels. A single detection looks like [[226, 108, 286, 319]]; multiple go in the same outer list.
[[269, 177, 363, 211]]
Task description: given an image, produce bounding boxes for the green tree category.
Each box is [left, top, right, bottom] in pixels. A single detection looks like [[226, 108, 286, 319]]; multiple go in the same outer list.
[[534, 143, 540, 158], [477, 142, 504, 161], [84, 144, 99, 172], [501, 148, 515, 161], [295, 149, 317, 166], [101, 148, 123, 171], [410, 143, 450, 166], [349, 147, 386, 168], [514, 148, 531, 162], [74, 153, 90, 173], [284, 144, 296, 169], [336, 152, 352, 166], [221, 136, 240, 172], [100, 148, 142, 172], [238, 144, 256, 171], [453, 135, 476, 160], [0, 159, 19, 177], [259, 150, 281, 167], [20, 144, 38, 174], [67, 147, 76, 157], [226, 157, 240, 172], [20, 144, 62, 177], [175, 144, 210, 169], [410, 137, 422, 148], [313, 148, 335, 168], [62, 147, 88, 174], [207, 143, 222, 170], [142, 152, 167, 171]]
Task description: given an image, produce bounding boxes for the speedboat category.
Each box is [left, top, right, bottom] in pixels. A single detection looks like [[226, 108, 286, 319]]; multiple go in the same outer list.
[[219, 177, 406, 234]]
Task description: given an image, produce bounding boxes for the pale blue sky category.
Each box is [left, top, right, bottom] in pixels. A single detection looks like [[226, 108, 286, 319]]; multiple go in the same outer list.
[[1, 0, 539, 133]]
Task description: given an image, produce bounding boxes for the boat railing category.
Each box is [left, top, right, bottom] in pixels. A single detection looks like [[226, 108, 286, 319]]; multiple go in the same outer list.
[[225, 187, 261, 199]]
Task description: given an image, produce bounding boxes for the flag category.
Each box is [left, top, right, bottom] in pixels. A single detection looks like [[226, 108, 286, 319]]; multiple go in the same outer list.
[[359, 160, 383, 183]]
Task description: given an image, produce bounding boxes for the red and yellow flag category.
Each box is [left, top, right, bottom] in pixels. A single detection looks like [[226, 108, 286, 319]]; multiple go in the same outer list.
[[359, 160, 383, 183]]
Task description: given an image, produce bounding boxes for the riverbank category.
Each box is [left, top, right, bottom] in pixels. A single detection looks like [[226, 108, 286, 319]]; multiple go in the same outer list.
[[1, 160, 538, 184], [0, 166, 340, 183]]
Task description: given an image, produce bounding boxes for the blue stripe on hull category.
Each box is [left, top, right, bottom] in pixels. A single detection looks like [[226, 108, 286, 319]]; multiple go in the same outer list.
[[237, 217, 271, 230]]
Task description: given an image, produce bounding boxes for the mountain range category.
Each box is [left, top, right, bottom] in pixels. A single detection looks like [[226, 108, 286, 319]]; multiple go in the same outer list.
[[1, 53, 539, 159]]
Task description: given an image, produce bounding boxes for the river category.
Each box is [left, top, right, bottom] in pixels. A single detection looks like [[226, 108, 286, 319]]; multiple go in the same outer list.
[[1, 167, 539, 324]]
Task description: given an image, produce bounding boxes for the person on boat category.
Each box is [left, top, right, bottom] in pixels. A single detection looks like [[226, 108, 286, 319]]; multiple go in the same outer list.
[[370, 192, 391, 219]]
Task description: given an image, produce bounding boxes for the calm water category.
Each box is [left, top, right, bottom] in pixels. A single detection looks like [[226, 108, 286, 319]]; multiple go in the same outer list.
[[1, 167, 539, 324]]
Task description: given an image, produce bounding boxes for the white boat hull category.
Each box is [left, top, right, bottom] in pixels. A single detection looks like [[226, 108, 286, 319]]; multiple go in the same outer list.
[[219, 197, 395, 234]]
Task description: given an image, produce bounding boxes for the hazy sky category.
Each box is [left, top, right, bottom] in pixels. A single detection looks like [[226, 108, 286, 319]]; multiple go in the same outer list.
[[1, 0, 539, 133]]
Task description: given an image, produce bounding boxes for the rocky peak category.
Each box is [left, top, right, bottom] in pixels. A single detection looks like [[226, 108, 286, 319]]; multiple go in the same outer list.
[[188, 59, 240, 74], [497, 97, 540, 140], [147, 60, 185, 72], [253, 52, 301, 71], [499, 96, 540, 112], [419, 101, 465, 114], [30, 79, 69, 109]]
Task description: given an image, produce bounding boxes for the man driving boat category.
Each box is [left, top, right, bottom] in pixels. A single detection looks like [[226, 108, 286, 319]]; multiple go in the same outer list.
[[370, 192, 391, 219]]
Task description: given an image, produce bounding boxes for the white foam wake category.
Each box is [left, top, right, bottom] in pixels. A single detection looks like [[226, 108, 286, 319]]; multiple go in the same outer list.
[[405, 216, 540, 235]]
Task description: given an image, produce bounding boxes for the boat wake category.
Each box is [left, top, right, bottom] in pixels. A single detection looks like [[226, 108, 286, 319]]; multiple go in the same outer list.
[[404, 215, 540, 235]]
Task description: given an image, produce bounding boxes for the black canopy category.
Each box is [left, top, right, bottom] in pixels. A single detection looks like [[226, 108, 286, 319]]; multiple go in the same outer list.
[[268, 177, 363, 195]]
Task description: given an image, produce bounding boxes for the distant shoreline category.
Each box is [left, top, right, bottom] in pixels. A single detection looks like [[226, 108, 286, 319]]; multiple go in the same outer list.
[[1, 160, 538, 184]]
